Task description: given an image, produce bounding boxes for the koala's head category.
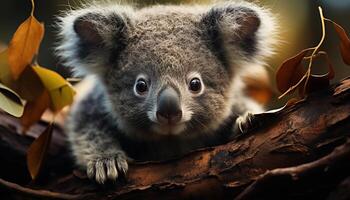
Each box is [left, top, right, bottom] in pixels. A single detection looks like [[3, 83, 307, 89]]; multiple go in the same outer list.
[[57, 2, 277, 138]]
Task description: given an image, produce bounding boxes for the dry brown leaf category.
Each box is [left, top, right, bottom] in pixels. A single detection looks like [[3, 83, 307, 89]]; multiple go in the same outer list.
[[329, 20, 350, 65], [8, 15, 44, 79], [302, 75, 331, 96], [21, 90, 50, 132], [276, 48, 313, 94], [27, 123, 53, 180], [8, 66, 44, 101], [300, 52, 335, 96]]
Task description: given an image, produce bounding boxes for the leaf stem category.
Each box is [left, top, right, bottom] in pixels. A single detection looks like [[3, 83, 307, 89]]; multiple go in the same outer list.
[[303, 6, 326, 93], [277, 47, 315, 99], [278, 75, 307, 99], [324, 18, 332, 23], [303, 51, 327, 60], [30, 0, 35, 16], [66, 78, 83, 83], [279, 7, 327, 99]]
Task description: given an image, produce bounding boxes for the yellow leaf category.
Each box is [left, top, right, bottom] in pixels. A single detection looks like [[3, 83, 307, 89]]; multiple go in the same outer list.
[[8, 15, 44, 79], [21, 90, 50, 132], [0, 82, 24, 117], [32, 65, 76, 112], [32, 66, 67, 90], [27, 124, 53, 180], [50, 85, 75, 111]]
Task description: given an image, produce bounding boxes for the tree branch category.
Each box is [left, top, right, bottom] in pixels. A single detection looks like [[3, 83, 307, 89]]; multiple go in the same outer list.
[[0, 77, 349, 200]]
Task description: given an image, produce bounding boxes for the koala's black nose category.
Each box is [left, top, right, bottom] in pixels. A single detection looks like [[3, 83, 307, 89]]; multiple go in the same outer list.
[[156, 87, 182, 124]]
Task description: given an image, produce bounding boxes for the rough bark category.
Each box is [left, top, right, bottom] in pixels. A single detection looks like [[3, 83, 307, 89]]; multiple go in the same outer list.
[[0, 77, 350, 200]]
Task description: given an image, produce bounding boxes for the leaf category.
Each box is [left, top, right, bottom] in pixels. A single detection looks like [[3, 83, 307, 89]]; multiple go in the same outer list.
[[9, 66, 45, 101], [21, 90, 50, 132], [50, 85, 75, 111], [32, 66, 67, 90], [32, 65, 76, 112], [300, 52, 335, 96], [8, 15, 44, 79], [0, 49, 12, 85], [27, 123, 53, 180], [0, 82, 24, 117], [302, 75, 331, 96], [276, 48, 313, 94], [329, 20, 350, 65], [0, 51, 44, 101]]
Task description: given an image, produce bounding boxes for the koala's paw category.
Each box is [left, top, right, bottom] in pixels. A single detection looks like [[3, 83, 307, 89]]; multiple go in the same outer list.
[[235, 112, 256, 134], [86, 152, 128, 184]]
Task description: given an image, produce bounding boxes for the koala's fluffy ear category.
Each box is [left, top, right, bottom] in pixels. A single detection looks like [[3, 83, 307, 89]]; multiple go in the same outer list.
[[201, 2, 278, 71], [56, 6, 133, 76], [73, 13, 106, 47]]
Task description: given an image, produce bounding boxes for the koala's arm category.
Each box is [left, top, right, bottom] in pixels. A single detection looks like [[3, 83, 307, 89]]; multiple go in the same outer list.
[[66, 81, 128, 184]]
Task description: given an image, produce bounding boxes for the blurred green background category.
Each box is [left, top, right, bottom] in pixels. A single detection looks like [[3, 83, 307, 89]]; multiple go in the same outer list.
[[0, 0, 349, 107]]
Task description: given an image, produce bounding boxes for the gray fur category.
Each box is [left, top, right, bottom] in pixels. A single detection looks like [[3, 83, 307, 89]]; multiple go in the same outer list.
[[56, 1, 278, 184]]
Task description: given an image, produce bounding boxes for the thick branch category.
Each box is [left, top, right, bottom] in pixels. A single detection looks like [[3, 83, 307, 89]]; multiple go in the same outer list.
[[0, 77, 350, 200], [235, 139, 350, 200]]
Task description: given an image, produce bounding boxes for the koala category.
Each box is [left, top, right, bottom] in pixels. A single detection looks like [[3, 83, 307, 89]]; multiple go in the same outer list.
[[56, 1, 277, 184]]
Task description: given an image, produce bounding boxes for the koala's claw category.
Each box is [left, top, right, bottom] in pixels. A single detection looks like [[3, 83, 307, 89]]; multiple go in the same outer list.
[[86, 153, 128, 184], [235, 112, 255, 134]]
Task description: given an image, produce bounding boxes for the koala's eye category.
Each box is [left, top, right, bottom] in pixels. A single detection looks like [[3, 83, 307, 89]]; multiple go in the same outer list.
[[135, 78, 148, 95], [189, 78, 202, 93]]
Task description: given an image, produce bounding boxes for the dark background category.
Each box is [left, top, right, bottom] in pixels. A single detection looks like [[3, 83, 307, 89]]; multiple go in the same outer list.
[[0, 0, 349, 107]]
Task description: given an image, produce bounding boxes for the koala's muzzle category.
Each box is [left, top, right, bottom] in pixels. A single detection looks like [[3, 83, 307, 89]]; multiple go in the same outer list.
[[156, 87, 182, 124]]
